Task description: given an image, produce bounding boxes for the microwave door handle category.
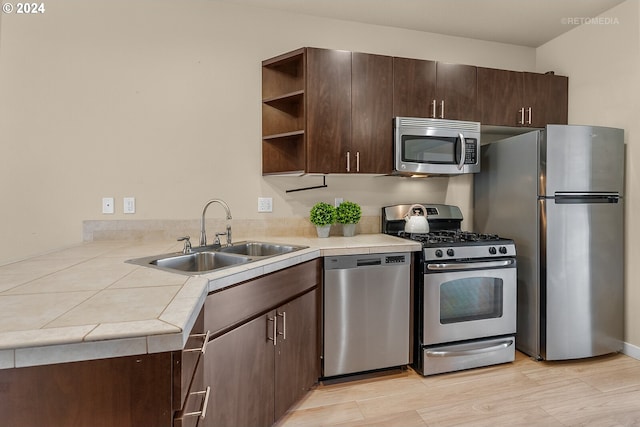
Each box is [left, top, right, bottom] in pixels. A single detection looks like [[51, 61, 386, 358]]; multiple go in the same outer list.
[[457, 133, 465, 170]]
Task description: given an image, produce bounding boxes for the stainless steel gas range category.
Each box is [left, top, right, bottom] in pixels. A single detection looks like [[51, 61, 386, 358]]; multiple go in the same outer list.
[[382, 203, 517, 376]]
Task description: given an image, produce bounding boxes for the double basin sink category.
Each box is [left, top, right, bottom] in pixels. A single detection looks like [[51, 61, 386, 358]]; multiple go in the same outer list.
[[127, 241, 308, 275]]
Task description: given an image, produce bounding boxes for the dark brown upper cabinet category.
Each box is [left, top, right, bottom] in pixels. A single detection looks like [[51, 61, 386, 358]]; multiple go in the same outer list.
[[262, 48, 568, 175], [351, 52, 394, 174], [262, 48, 393, 175], [435, 62, 478, 121], [305, 48, 352, 174], [392, 57, 436, 118], [393, 58, 477, 121], [477, 67, 568, 127]]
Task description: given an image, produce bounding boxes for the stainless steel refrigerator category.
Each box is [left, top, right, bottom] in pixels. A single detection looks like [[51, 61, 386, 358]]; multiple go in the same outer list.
[[474, 125, 624, 360]]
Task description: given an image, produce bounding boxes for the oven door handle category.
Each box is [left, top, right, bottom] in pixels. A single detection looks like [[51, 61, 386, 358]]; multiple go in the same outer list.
[[426, 259, 515, 271], [425, 338, 514, 357]]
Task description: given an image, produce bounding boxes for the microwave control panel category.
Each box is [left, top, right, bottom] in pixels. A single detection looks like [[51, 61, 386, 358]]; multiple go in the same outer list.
[[464, 139, 478, 164]]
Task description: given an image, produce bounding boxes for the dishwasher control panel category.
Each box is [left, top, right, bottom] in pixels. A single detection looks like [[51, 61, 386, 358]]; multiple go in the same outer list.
[[324, 252, 410, 270]]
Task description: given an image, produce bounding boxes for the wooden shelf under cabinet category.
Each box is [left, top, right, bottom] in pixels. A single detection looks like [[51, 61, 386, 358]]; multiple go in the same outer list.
[[262, 91, 305, 138], [262, 49, 305, 100], [262, 134, 306, 174], [262, 49, 306, 174]]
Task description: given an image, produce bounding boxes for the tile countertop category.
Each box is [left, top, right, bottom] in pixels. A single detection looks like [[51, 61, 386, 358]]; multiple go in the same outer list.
[[0, 234, 420, 370]]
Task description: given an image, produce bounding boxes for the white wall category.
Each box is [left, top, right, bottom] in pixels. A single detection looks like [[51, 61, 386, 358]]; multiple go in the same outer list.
[[536, 0, 640, 347], [0, 0, 536, 264]]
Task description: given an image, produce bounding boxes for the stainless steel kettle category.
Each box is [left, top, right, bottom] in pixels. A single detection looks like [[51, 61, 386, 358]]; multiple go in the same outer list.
[[404, 204, 429, 233]]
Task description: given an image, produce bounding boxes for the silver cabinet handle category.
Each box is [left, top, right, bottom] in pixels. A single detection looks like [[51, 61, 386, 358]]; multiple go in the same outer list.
[[277, 311, 287, 341], [431, 99, 437, 118], [355, 151, 360, 172], [518, 107, 524, 125], [267, 315, 277, 346], [527, 107, 532, 125], [183, 386, 211, 419], [184, 330, 211, 354], [426, 339, 513, 357], [440, 100, 445, 118], [346, 151, 350, 172]]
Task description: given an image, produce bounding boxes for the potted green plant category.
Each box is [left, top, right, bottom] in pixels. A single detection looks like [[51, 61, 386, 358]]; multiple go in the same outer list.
[[336, 200, 361, 237], [310, 202, 336, 238]]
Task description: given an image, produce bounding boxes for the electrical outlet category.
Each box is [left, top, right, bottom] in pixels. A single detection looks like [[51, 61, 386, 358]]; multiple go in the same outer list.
[[123, 197, 135, 214], [258, 197, 273, 213], [335, 197, 344, 207], [102, 197, 114, 214]]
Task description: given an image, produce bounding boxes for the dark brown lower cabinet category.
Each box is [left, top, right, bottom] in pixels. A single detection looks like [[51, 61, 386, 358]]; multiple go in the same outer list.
[[0, 309, 206, 427], [0, 353, 173, 427], [204, 310, 276, 427], [201, 259, 321, 427], [203, 289, 318, 427], [274, 290, 318, 419]]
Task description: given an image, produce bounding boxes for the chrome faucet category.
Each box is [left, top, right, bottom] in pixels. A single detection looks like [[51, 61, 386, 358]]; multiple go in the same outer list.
[[200, 199, 232, 247]]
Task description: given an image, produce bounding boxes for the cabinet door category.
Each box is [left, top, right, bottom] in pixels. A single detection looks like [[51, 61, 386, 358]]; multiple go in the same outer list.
[[477, 67, 524, 126], [203, 314, 275, 427], [351, 52, 394, 174], [0, 354, 173, 427], [522, 72, 568, 127], [436, 63, 478, 121], [274, 289, 319, 420], [393, 57, 437, 118], [306, 48, 352, 173], [522, 72, 549, 127]]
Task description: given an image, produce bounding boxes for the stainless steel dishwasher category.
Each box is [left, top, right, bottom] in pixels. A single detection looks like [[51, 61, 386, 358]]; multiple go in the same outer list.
[[323, 252, 411, 377]]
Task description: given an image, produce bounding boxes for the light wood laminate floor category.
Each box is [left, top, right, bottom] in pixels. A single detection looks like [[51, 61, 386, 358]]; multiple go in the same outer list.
[[276, 351, 640, 426]]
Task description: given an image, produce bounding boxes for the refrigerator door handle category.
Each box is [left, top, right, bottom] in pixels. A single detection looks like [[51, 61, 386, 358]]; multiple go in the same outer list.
[[553, 192, 621, 204]]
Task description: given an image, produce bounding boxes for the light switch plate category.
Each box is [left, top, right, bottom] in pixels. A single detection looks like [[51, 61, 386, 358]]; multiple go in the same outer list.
[[258, 197, 273, 213], [102, 197, 114, 214], [123, 197, 135, 214]]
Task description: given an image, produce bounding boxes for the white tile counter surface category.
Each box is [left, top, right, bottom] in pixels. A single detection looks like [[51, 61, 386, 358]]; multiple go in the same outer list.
[[0, 234, 419, 369]]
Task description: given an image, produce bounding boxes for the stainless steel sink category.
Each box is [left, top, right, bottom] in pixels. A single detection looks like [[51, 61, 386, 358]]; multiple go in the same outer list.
[[151, 251, 251, 273], [126, 241, 307, 275], [218, 241, 305, 257]]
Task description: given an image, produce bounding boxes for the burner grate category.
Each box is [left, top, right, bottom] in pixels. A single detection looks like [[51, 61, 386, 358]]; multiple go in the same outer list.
[[399, 230, 502, 245]]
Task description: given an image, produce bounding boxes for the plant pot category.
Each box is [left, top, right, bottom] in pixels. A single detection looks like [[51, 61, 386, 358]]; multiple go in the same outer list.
[[316, 225, 331, 238], [342, 223, 356, 237]]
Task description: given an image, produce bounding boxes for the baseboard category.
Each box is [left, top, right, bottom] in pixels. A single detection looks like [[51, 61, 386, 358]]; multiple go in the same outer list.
[[623, 341, 640, 360]]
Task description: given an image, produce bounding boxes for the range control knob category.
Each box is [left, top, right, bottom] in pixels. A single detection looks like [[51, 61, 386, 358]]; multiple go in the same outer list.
[[499, 246, 508, 254], [435, 249, 443, 258], [489, 247, 497, 255], [446, 248, 455, 257]]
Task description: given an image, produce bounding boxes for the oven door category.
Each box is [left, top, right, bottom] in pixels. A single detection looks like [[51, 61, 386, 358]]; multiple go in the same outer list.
[[422, 259, 516, 345]]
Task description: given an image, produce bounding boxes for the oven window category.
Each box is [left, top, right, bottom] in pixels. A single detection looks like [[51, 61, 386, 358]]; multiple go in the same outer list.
[[402, 135, 458, 164], [440, 277, 503, 324]]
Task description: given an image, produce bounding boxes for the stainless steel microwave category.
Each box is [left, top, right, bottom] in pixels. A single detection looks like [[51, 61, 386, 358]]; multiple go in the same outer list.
[[394, 117, 481, 176]]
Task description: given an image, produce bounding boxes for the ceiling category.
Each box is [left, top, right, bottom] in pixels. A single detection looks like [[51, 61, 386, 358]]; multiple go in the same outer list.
[[215, 0, 625, 47]]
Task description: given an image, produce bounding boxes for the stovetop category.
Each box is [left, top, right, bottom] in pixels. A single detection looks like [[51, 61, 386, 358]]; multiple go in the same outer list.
[[397, 230, 516, 261], [382, 203, 516, 261], [398, 230, 509, 246]]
